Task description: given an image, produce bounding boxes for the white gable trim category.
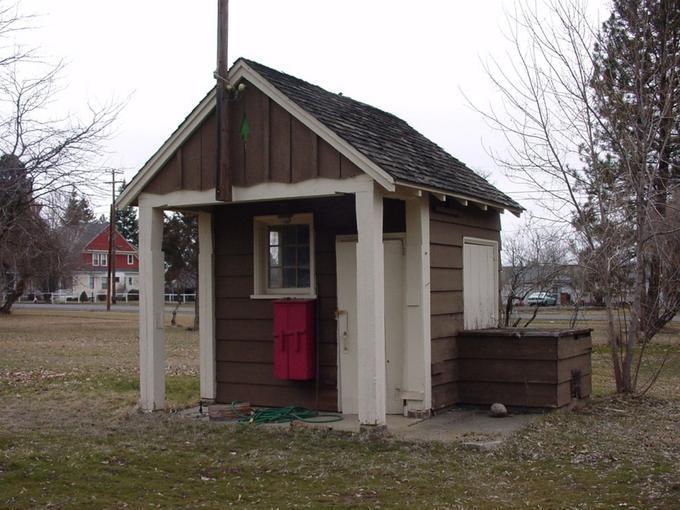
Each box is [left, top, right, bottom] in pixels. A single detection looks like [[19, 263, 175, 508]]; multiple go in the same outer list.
[[117, 91, 216, 209], [117, 60, 395, 209]]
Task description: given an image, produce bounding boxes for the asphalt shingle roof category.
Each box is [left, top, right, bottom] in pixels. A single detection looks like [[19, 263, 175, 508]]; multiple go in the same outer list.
[[243, 59, 522, 211]]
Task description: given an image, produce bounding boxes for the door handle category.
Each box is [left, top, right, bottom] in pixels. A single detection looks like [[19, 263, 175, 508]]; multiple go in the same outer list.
[[336, 309, 349, 352]]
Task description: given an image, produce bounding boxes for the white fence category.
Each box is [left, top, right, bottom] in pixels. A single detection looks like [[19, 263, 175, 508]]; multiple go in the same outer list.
[[11, 291, 196, 304]]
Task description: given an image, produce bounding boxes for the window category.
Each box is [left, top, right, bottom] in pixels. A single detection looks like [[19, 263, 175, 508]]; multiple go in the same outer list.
[[253, 214, 314, 297], [101, 277, 108, 290], [267, 224, 310, 289], [89, 276, 95, 289], [128, 277, 133, 285], [127, 254, 134, 265], [92, 253, 108, 267]]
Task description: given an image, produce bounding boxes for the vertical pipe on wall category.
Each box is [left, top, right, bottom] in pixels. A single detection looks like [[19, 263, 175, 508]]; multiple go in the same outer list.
[[215, 0, 231, 201]]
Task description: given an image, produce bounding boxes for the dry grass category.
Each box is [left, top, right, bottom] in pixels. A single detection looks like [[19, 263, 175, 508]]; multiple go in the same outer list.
[[0, 308, 679, 509]]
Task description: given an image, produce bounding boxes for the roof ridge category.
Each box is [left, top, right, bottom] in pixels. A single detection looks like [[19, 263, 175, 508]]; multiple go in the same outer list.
[[240, 58, 407, 123]]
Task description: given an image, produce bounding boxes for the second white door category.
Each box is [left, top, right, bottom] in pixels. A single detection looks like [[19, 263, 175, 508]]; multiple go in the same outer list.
[[336, 238, 405, 414]]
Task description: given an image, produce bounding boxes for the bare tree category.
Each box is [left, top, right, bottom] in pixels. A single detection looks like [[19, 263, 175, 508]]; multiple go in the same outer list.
[[0, 1, 122, 312], [502, 219, 569, 327], [476, 0, 680, 393]]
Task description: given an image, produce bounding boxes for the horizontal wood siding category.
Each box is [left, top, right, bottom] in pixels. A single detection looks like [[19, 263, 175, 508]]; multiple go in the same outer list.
[[213, 195, 358, 411], [143, 82, 362, 197], [429, 198, 501, 409]]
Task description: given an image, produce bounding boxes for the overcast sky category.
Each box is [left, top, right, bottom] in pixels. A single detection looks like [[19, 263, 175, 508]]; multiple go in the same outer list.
[[16, 0, 606, 234]]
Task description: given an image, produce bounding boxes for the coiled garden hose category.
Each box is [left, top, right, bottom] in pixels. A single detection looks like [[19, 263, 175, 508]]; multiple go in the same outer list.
[[228, 401, 343, 424]]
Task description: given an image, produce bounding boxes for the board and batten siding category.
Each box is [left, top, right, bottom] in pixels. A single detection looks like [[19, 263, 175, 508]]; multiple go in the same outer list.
[[429, 199, 502, 410], [213, 196, 405, 411], [144, 82, 362, 196]]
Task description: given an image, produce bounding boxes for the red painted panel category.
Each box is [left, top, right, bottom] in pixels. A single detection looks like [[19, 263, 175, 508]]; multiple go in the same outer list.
[[272, 300, 316, 380]]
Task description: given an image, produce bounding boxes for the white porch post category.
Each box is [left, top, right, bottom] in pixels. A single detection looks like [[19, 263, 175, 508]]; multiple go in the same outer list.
[[403, 194, 432, 415], [138, 204, 165, 410], [355, 183, 386, 426], [198, 211, 216, 401]]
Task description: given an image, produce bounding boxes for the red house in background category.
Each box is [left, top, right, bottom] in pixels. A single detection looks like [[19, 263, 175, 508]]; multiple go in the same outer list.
[[71, 223, 139, 300]]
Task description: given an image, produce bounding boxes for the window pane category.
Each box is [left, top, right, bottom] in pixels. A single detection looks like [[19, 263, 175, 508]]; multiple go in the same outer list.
[[269, 246, 280, 267], [269, 267, 282, 288], [298, 268, 310, 288], [280, 226, 296, 245], [282, 246, 297, 267], [297, 225, 310, 243], [283, 268, 297, 288], [269, 229, 279, 246], [298, 246, 309, 266]]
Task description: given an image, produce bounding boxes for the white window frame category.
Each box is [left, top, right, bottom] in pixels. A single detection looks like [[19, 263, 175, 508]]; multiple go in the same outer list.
[[100, 253, 108, 267], [92, 253, 99, 266], [251, 213, 316, 299], [127, 254, 134, 265]]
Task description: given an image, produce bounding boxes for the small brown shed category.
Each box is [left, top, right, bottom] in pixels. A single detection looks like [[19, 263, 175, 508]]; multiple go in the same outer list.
[[116, 59, 551, 426]]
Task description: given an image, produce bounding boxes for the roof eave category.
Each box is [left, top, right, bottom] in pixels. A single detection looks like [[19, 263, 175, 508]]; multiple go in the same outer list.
[[396, 180, 524, 217]]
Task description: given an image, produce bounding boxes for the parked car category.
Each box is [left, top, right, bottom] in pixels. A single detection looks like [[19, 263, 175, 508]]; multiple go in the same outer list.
[[526, 292, 558, 306]]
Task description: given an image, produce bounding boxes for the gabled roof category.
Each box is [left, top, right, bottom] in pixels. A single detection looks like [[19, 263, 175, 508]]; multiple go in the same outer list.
[[243, 60, 521, 211], [82, 223, 137, 253], [117, 58, 522, 213]]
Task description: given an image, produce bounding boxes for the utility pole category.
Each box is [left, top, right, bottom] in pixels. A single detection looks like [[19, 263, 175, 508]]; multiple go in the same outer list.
[[215, 0, 231, 201], [105, 168, 124, 311]]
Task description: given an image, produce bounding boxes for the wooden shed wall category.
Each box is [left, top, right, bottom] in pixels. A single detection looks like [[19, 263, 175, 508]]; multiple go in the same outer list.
[[429, 199, 502, 410], [144, 83, 362, 195], [455, 330, 592, 408], [213, 196, 405, 411]]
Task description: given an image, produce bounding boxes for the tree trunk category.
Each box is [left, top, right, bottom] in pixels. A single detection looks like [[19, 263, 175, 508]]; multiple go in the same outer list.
[[623, 194, 647, 393], [504, 294, 514, 327], [0, 277, 25, 314], [604, 294, 625, 393]]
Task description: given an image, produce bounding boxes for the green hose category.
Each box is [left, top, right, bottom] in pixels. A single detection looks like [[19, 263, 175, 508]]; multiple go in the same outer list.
[[228, 402, 343, 425]]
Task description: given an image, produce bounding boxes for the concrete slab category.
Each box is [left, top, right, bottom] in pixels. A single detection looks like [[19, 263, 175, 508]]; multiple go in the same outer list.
[[178, 405, 541, 445]]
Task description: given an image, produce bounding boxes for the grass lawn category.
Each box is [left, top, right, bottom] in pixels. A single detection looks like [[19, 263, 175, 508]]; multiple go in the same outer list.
[[0, 309, 678, 509]]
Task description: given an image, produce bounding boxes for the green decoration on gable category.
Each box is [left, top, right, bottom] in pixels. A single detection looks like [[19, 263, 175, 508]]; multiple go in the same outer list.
[[240, 114, 251, 142]]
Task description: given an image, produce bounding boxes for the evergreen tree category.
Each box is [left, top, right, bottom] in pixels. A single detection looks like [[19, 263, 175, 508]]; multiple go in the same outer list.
[[114, 181, 138, 246], [588, 0, 680, 392], [162, 212, 198, 290], [62, 191, 95, 226]]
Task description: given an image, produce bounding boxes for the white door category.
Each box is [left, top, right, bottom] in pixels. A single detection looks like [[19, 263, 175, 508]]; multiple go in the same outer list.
[[336, 240, 358, 414], [463, 238, 499, 329], [336, 238, 405, 414]]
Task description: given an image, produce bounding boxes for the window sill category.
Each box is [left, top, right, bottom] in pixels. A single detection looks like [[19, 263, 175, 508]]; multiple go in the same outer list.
[[250, 294, 317, 300]]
